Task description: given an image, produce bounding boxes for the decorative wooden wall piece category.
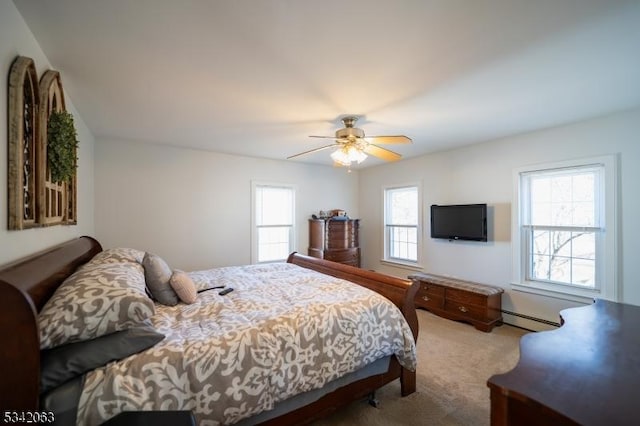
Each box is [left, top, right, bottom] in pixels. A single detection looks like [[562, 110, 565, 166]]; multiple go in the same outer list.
[[7, 57, 78, 230], [8, 56, 40, 230], [38, 70, 77, 226]]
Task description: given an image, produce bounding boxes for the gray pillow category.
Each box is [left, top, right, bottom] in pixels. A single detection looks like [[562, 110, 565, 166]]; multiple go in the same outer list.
[[40, 375, 83, 426], [142, 252, 179, 306], [40, 326, 165, 393]]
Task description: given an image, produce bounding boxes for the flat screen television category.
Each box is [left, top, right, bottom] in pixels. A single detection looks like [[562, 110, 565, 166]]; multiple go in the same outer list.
[[430, 204, 487, 242]]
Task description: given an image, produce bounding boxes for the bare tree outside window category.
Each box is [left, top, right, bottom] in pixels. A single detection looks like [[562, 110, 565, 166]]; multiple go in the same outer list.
[[513, 155, 616, 302], [526, 169, 599, 288]]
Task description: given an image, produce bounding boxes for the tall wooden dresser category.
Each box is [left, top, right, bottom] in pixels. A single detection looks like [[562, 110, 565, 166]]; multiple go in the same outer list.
[[308, 218, 360, 267]]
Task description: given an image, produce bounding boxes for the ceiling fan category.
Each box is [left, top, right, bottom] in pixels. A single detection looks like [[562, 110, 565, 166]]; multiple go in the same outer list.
[[287, 116, 412, 167]]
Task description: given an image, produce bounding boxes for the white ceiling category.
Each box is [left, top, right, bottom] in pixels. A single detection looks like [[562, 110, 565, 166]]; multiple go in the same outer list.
[[14, 0, 640, 168]]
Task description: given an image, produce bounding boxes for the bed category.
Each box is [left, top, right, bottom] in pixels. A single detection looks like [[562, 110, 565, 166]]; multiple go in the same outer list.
[[0, 236, 419, 425]]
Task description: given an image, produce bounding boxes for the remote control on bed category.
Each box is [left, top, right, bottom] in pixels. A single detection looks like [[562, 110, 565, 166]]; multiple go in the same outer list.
[[218, 287, 234, 296]]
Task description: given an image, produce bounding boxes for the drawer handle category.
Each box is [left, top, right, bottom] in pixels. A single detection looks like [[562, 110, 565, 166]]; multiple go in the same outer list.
[[423, 286, 429, 291], [458, 306, 468, 313], [422, 296, 430, 302]]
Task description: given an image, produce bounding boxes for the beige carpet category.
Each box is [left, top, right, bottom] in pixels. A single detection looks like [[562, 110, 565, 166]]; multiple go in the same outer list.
[[313, 309, 529, 426]]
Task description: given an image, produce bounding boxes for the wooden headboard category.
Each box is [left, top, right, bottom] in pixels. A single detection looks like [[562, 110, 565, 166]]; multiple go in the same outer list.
[[0, 236, 102, 409]]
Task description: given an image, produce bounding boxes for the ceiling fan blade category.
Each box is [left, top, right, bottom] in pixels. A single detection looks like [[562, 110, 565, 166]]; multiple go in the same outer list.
[[363, 144, 402, 162], [309, 136, 352, 144], [309, 136, 349, 144], [287, 144, 337, 159], [365, 135, 412, 144]]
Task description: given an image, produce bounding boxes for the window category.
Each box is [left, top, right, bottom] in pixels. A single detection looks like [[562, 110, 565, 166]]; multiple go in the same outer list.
[[252, 183, 295, 263], [512, 156, 618, 302], [384, 185, 420, 264]]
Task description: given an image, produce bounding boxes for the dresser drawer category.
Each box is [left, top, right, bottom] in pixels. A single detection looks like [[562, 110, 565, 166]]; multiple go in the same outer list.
[[444, 299, 487, 322], [324, 248, 359, 263], [446, 288, 487, 306], [327, 225, 354, 234], [327, 231, 357, 248], [326, 239, 356, 249], [416, 293, 444, 310], [420, 283, 445, 297]]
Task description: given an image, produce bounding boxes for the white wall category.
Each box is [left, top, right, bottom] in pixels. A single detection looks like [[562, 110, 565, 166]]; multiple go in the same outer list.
[[0, 0, 95, 265], [359, 108, 640, 330], [6, 0, 637, 331], [95, 139, 359, 271]]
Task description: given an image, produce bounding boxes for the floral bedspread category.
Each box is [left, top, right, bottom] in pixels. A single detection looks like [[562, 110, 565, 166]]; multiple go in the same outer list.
[[77, 262, 416, 425]]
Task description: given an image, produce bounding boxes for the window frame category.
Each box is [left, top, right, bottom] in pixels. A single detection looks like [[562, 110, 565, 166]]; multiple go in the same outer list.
[[511, 155, 618, 303], [251, 181, 296, 264], [382, 183, 422, 269]]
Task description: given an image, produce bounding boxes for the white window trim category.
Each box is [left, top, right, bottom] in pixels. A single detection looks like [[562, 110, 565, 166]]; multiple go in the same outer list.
[[380, 258, 424, 272], [251, 181, 297, 264], [382, 182, 423, 268], [511, 155, 618, 303]]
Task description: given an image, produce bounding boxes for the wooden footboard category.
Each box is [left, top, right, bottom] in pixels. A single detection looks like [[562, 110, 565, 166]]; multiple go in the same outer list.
[[286, 252, 419, 397]]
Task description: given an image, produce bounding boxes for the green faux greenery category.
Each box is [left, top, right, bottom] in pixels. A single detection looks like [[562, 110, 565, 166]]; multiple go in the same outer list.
[[47, 110, 79, 183]]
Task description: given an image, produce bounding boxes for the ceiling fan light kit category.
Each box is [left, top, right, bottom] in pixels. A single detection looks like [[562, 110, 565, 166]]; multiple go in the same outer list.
[[288, 116, 412, 168], [330, 143, 368, 166]]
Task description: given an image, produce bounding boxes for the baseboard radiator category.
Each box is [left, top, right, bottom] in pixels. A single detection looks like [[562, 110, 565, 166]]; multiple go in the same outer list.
[[501, 309, 561, 328]]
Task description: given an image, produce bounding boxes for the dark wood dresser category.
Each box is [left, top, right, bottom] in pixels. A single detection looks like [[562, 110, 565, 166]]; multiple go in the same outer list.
[[308, 218, 360, 267], [487, 299, 640, 426], [409, 272, 504, 332]]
